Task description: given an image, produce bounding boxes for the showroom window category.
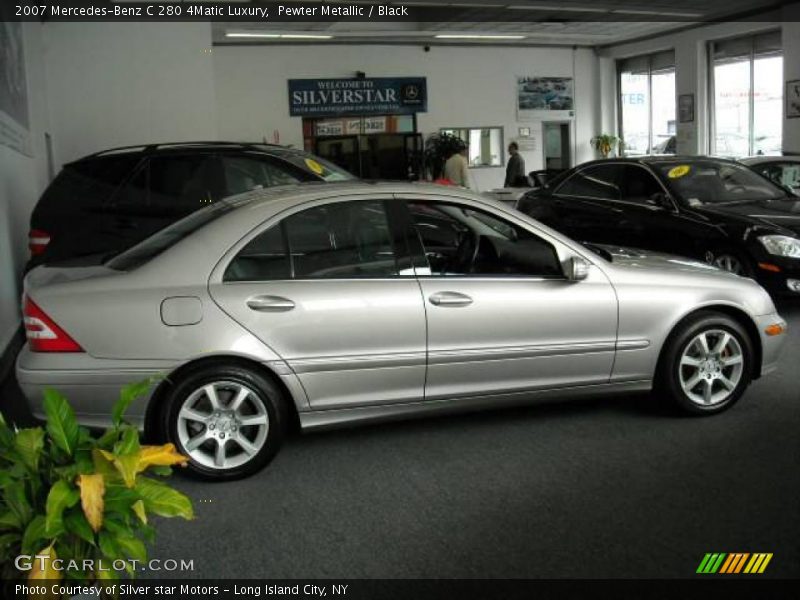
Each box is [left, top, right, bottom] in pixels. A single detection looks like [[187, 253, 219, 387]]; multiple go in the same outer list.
[[225, 200, 401, 281], [440, 127, 504, 167], [710, 31, 783, 157], [618, 51, 676, 156], [406, 201, 562, 278]]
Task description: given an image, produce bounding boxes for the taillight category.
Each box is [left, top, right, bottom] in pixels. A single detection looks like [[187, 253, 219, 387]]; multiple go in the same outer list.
[[23, 296, 83, 353], [29, 229, 51, 256]]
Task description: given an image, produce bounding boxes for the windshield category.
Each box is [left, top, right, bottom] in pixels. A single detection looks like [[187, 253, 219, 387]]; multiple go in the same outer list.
[[655, 160, 786, 205], [284, 154, 355, 182], [106, 199, 239, 271]]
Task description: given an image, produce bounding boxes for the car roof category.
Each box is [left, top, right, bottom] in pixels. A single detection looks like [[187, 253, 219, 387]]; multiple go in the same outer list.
[[740, 155, 800, 165], [67, 141, 312, 165]]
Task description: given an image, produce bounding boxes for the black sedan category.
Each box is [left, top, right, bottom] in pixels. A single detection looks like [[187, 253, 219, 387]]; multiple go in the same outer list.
[[517, 157, 800, 297]]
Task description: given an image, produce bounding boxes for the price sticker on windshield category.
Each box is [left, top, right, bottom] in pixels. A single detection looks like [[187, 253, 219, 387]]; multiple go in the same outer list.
[[305, 158, 325, 175], [668, 165, 691, 179]]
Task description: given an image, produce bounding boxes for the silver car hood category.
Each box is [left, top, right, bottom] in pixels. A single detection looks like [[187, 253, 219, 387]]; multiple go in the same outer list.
[[592, 245, 728, 276]]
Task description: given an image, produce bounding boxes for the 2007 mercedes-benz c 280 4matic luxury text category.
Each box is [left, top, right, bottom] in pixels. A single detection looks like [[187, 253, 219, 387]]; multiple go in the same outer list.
[[17, 183, 788, 479]]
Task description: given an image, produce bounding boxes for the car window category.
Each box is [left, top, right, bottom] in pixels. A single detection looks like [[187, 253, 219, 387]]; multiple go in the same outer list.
[[225, 200, 399, 281], [281, 153, 356, 182], [655, 160, 786, 204], [148, 155, 225, 215], [407, 201, 563, 278], [556, 164, 622, 200], [106, 199, 241, 271], [619, 165, 665, 205], [38, 155, 141, 213], [222, 156, 301, 196], [113, 154, 226, 217], [755, 162, 800, 191]]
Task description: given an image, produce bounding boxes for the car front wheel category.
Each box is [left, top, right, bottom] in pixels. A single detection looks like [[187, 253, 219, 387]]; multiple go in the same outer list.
[[657, 311, 755, 415], [160, 363, 288, 480]]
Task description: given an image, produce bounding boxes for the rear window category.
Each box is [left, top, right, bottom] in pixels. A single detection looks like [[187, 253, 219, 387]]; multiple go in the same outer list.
[[37, 155, 141, 212], [105, 199, 239, 271]]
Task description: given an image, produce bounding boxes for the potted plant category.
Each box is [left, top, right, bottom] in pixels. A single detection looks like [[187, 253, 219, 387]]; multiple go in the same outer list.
[[589, 134, 623, 158], [0, 380, 194, 598], [423, 132, 465, 180]]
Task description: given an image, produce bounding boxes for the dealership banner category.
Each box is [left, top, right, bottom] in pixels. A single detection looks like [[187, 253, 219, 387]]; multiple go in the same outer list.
[[288, 77, 427, 117]]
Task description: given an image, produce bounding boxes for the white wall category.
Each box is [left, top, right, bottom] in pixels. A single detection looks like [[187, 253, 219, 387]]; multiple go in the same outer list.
[[42, 22, 218, 168], [0, 23, 50, 352], [598, 8, 797, 155], [213, 44, 600, 191]]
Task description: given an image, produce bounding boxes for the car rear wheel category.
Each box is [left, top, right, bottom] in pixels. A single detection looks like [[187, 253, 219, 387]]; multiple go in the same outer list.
[[160, 363, 288, 480], [657, 311, 754, 415]]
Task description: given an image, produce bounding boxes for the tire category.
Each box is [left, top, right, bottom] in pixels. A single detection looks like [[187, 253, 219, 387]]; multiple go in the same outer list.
[[656, 311, 754, 416], [708, 248, 754, 278], [159, 363, 288, 480]]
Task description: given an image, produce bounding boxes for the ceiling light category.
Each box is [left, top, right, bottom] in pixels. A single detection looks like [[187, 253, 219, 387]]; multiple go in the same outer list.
[[507, 4, 608, 12], [225, 32, 334, 39], [226, 32, 281, 38], [279, 34, 334, 39], [434, 34, 527, 39], [612, 8, 703, 17]]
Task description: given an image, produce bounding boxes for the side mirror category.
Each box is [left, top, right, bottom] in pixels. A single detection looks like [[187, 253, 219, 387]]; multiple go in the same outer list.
[[567, 256, 590, 282], [649, 192, 673, 210]]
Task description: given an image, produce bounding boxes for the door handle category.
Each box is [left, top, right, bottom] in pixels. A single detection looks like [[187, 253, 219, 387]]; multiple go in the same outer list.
[[428, 291, 473, 307], [246, 295, 295, 312]]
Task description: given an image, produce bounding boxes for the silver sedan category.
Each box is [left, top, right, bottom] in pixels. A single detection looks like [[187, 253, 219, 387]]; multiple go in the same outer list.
[[17, 182, 788, 479]]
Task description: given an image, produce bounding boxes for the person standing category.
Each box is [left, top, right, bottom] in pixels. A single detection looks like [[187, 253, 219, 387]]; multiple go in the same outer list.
[[443, 140, 471, 189], [504, 142, 527, 187]]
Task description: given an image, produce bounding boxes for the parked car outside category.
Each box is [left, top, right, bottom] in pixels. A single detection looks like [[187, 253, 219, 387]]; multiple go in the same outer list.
[[18, 182, 787, 479], [26, 141, 355, 270], [517, 157, 800, 297], [741, 155, 800, 194]]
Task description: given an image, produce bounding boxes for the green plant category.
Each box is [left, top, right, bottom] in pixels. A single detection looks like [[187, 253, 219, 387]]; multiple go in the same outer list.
[[0, 380, 193, 591], [589, 134, 622, 158], [424, 132, 465, 180]]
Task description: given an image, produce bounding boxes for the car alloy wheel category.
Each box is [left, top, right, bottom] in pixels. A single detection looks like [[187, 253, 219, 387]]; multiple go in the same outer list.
[[712, 253, 746, 275], [678, 329, 744, 407], [176, 380, 270, 470]]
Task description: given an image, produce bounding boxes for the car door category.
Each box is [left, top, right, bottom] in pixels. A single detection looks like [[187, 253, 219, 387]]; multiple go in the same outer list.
[[400, 196, 618, 401], [208, 196, 427, 410], [618, 164, 722, 260], [546, 163, 640, 247]]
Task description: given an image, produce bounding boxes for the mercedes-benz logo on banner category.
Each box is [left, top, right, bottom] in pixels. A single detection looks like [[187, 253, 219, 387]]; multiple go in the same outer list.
[[402, 83, 422, 105]]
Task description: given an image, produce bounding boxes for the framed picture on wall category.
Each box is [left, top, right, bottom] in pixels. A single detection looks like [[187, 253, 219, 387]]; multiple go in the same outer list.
[[787, 80, 800, 119], [678, 94, 694, 123]]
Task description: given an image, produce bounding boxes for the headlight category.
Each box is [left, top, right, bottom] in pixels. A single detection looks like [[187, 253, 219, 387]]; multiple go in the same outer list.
[[758, 235, 800, 258]]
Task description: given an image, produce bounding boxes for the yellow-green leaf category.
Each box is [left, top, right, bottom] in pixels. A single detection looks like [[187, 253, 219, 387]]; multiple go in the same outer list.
[[132, 500, 147, 525], [136, 443, 189, 473], [100, 449, 139, 488], [76, 473, 105, 532], [135, 477, 194, 520], [44, 480, 79, 537], [14, 428, 45, 471], [28, 545, 60, 597], [43, 389, 79, 457]]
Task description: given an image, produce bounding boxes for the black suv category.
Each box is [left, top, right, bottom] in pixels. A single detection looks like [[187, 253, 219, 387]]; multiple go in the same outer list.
[[27, 142, 354, 270], [517, 156, 800, 297]]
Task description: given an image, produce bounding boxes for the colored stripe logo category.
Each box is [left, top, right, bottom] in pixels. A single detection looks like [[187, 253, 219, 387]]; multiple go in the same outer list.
[[697, 553, 773, 574]]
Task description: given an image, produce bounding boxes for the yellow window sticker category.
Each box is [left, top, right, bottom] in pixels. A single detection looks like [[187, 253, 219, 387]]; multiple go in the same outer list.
[[305, 158, 325, 175], [668, 165, 690, 179]]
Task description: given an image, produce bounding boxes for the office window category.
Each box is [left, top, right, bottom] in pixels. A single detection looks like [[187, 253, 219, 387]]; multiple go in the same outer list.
[[711, 31, 783, 157], [618, 51, 676, 156], [440, 127, 504, 167]]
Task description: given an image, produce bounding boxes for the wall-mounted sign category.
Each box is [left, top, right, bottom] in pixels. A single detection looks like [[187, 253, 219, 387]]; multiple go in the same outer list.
[[289, 77, 427, 117], [517, 76, 574, 122]]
